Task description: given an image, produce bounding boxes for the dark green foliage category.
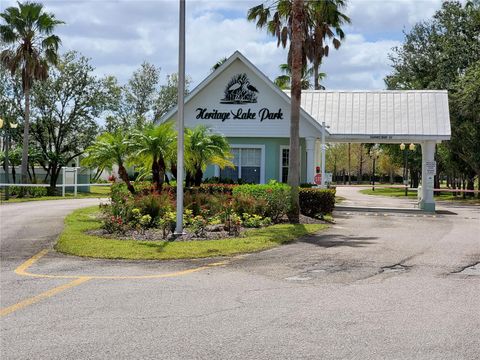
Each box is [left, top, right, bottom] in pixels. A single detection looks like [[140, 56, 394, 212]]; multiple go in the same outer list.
[[7, 186, 47, 198], [233, 192, 268, 217], [385, 0, 480, 188], [299, 188, 336, 217], [233, 183, 291, 222], [133, 192, 174, 221]]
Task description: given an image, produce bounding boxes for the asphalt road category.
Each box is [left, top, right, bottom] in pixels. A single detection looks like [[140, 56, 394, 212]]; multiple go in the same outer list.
[[1, 191, 479, 360]]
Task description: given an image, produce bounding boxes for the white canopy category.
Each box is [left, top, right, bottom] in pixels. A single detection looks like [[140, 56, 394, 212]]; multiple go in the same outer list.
[[286, 90, 451, 143]]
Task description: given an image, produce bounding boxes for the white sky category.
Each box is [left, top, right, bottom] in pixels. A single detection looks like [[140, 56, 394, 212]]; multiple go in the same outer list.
[[1, 0, 444, 90]]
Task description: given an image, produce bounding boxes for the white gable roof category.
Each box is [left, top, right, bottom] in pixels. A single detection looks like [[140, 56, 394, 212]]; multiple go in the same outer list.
[[286, 90, 451, 142], [159, 51, 328, 137]]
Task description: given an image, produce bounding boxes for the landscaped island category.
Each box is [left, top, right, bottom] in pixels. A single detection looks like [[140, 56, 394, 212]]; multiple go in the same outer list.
[[55, 181, 334, 260]]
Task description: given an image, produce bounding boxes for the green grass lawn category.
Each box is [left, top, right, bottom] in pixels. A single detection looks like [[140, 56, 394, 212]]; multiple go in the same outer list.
[[0, 185, 110, 203], [360, 187, 480, 204], [55, 206, 327, 260]]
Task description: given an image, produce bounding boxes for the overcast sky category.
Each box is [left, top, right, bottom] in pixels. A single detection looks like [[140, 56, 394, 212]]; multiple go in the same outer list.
[[1, 0, 445, 90]]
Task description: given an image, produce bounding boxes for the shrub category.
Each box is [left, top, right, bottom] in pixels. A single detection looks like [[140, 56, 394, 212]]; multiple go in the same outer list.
[[224, 213, 242, 235], [133, 192, 174, 222], [189, 215, 208, 237], [7, 185, 48, 198], [232, 183, 291, 222], [158, 211, 176, 239], [242, 213, 272, 228], [299, 188, 336, 217], [233, 192, 267, 216], [198, 183, 237, 194]]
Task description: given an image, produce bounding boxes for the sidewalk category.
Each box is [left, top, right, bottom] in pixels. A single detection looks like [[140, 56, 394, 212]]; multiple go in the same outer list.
[[335, 186, 421, 212]]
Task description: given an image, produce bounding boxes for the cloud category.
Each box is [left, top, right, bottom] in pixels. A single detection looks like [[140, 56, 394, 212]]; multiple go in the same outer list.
[[0, 0, 443, 90]]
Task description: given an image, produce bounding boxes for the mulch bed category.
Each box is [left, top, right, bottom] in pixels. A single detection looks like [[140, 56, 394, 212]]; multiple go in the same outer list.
[[87, 214, 327, 242]]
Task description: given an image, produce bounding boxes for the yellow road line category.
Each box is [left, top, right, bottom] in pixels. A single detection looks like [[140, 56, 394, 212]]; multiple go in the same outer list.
[[14, 249, 230, 279], [14, 249, 49, 276], [0, 277, 91, 317]]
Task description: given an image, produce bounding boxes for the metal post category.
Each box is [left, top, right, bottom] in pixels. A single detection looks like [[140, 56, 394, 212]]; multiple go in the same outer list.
[[175, 0, 186, 235], [62, 167, 66, 197], [74, 168, 78, 197], [404, 150, 408, 196], [372, 156, 376, 191], [5, 129, 10, 200], [321, 121, 326, 188]]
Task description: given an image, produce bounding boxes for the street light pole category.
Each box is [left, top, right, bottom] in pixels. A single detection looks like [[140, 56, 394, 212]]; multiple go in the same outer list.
[[175, 0, 186, 236], [369, 145, 380, 191], [4, 128, 10, 200], [400, 143, 415, 196]]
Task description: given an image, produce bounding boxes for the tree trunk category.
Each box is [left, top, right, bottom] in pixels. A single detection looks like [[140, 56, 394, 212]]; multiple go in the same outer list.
[[411, 170, 419, 189], [357, 145, 363, 184], [152, 155, 161, 192], [48, 165, 60, 196], [313, 60, 320, 90], [466, 176, 474, 198], [194, 167, 203, 186], [158, 157, 166, 192], [118, 164, 135, 194], [12, 165, 16, 184], [477, 173, 480, 199], [348, 143, 351, 185], [170, 162, 178, 180], [21, 86, 30, 184], [286, 0, 304, 224]]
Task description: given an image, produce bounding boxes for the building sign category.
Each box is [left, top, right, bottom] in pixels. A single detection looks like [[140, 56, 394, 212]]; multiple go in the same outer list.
[[195, 107, 283, 122], [426, 161, 436, 175], [220, 73, 258, 104], [195, 73, 284, 122]]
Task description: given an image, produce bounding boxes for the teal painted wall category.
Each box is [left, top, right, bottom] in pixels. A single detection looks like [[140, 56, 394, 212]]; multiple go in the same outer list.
[[204, 137, 307, 183]]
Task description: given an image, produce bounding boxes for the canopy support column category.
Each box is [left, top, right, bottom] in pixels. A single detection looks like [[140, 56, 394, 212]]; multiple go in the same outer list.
[[420, 141, 436, 212], [306, 137, 315, 184]]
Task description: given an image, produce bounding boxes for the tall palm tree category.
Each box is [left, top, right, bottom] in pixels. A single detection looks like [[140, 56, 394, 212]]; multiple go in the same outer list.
[[274, 63, 326, 90], [0, 2, 63, 184], [82, 132, 135, 194], [129, 121, 176, 192], [287, 0, 304, 223], [184, 125, 233, 186], [306, 0, 350, 90], [248, 0, 306, 222]]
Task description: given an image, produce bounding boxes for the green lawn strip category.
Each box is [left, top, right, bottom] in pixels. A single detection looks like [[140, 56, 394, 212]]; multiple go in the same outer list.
[[55, 206, 327, 260], [1, 185, 110, 203], [359, 187, 480, 204]]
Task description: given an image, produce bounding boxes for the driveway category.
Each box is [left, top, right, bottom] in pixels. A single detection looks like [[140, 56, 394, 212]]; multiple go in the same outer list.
[[1, 193, 479, 360]]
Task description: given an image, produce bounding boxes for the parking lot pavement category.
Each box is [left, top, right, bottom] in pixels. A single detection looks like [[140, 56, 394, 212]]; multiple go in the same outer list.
[[1, 194, 479, 359]]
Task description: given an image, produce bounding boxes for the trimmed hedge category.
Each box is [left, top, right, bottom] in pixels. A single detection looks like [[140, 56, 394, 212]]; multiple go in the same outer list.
[[299, 188, 336, 217], [8, 185, 48, 198], [233, 183, 291, 222]]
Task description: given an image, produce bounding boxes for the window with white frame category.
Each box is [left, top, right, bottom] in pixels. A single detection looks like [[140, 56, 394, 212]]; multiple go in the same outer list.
[[281, 147, 289, 183], [220, 147, 262, 184], [279, 145, 303, 183]]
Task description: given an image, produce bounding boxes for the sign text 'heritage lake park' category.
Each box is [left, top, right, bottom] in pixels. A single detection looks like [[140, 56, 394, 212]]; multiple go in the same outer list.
[[195, 107, 284, 122]]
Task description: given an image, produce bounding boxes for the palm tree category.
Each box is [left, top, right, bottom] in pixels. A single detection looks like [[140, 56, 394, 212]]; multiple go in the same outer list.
[[82, 132, 135, 195], [129, 121, 176, 192], [306, 0, 350, 90], [185, 125, 233, 186], [248, 0, 306, 222], [274, 63, 326, 90], [211, 57, 227, 72], [0, 2, 64, 184], [286, 0, 304, 223]]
